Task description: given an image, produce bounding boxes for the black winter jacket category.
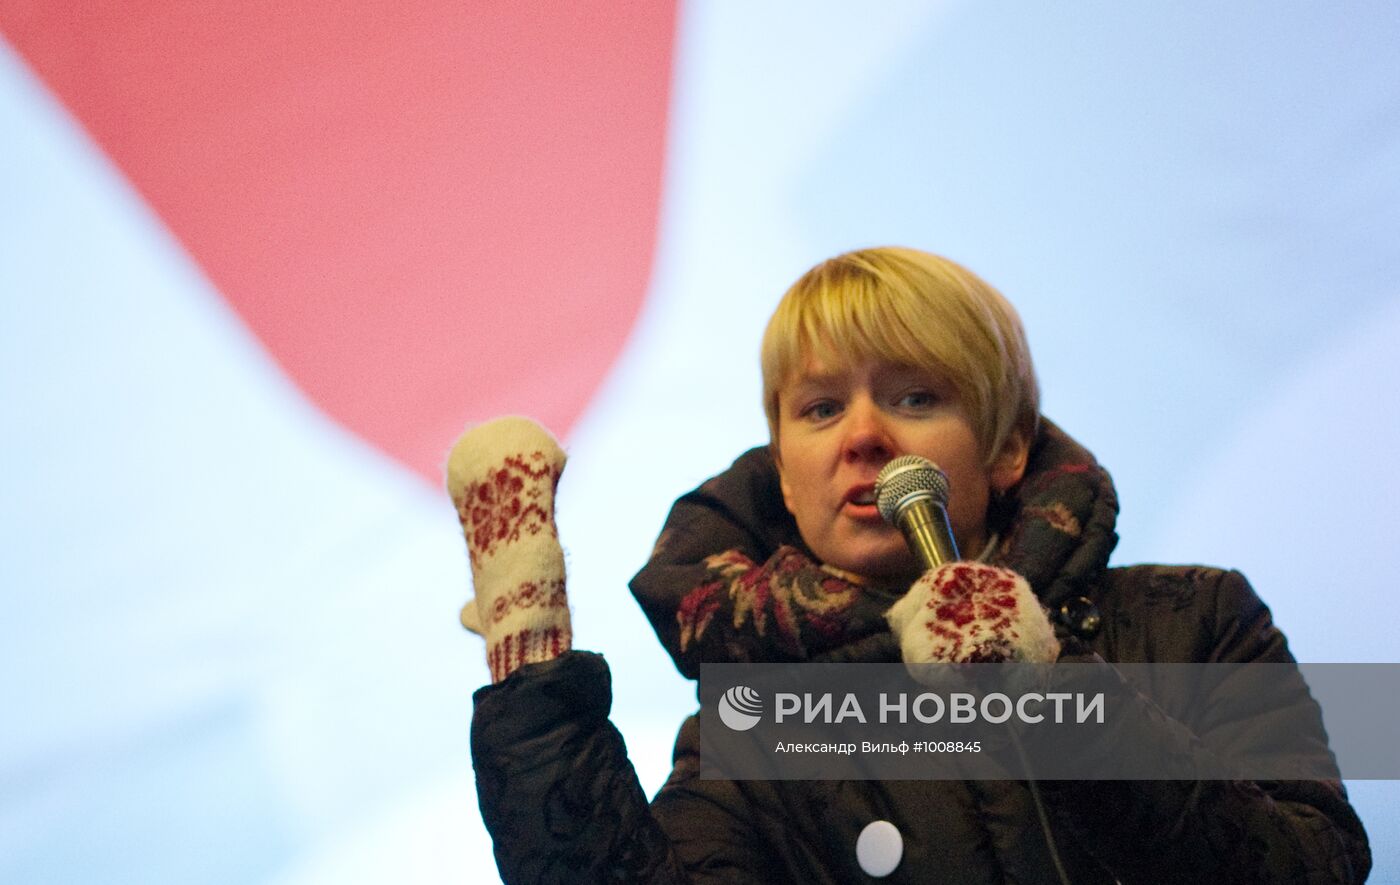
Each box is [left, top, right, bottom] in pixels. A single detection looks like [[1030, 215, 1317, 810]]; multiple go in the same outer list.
[[471, 422, 1371, 883]]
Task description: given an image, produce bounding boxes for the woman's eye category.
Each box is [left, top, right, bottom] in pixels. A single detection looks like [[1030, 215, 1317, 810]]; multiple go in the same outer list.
[[897, 390, 936, 409], [802, 401, 840, 421]]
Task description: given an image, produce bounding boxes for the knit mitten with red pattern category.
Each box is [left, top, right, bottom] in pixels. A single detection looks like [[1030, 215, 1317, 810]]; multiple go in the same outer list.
[[447, 416, 571, 683], [885, 562, 1060, 665]]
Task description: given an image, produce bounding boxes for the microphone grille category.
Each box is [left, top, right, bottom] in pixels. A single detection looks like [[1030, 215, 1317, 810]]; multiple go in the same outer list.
[[875, 455, 950, 524]]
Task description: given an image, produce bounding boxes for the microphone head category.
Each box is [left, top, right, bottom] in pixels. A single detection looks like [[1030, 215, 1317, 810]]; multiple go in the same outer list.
[[875, 455, 950, 524]]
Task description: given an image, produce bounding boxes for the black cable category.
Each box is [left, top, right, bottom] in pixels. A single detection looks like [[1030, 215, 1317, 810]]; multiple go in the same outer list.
[[1008, 728, 1072, 885]]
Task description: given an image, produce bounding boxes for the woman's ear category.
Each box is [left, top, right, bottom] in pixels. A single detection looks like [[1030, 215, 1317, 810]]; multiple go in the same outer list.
[[989, 431, 1030, 493], [772, 446, 797, 516]]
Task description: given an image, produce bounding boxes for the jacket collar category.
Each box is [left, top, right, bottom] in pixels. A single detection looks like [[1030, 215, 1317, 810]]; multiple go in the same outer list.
[[991, 418, 1119, 608]]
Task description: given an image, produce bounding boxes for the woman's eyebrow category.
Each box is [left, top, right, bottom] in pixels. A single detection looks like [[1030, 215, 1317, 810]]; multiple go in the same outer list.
[[880, 364, 945, 386], [786, 371, 843, 392]]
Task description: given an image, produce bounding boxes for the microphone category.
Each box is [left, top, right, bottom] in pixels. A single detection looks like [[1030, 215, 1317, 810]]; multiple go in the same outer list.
[[875, 455, 959, 569]]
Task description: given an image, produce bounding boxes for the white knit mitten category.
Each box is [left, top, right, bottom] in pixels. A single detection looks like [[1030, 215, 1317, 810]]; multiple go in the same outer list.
[[446, 416, 571, 683], [885, 562, 1060, 665]]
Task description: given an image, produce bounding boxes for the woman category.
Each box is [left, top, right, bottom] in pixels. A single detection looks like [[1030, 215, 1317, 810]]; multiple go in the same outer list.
[[457, 247, 1371, 882]]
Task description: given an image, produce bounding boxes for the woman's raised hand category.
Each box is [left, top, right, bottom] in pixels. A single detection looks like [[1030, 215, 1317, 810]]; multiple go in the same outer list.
[[446, 416, 572, 682]]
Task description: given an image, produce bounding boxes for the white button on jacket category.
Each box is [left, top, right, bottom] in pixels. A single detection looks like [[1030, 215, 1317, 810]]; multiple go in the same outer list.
[[856, 820, 903, 878]]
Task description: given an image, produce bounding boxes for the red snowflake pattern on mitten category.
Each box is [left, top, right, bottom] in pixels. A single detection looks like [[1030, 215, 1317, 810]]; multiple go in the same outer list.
[[886, 562, 1059, 664], [455, 450, 560, 567]]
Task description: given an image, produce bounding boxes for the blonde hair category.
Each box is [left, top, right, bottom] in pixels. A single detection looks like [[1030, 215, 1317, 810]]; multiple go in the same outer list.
[[760, 247, 1040, 464]]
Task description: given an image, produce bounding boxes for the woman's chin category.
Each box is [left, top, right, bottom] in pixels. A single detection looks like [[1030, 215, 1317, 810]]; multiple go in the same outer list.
[[831, 548, 922, 586]]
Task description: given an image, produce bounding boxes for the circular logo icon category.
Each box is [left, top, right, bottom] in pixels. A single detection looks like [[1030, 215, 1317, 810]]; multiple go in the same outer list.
[[717, 685, 763, 731]]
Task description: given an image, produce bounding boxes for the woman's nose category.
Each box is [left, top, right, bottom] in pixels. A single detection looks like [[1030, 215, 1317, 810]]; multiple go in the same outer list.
[[842, 399, 895, 463]]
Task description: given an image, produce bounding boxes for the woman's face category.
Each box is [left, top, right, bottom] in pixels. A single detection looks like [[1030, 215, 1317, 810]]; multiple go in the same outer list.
[[774, 352, 1026, 582]]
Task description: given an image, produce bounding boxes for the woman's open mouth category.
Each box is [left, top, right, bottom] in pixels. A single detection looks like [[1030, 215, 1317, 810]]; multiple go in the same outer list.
[[842, 484, 882, 520]]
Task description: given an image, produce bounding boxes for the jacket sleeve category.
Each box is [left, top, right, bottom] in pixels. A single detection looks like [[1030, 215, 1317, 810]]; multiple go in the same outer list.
[[1040, 569, 1371, 884], [471, 651, 780, 884]]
